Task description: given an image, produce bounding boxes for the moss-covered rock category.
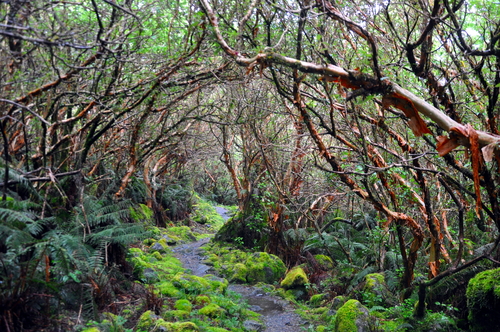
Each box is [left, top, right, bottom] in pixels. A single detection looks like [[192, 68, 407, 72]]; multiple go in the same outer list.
[[281, 266, 309, 289], [467, 267, 500, 332], [163, 309, 190, 319], [174, 299, 193, 312], [171, 273, 227, 295], [331, 296, 347, 310], [194, 295, 211, 305], [246, 252, 286, 284], [309, 293, 327, 307], [127, 247, 183, 282], [169, 322, 199, 331], [167, 226, 197, 242], [333, 299, 370, 332], [136, 310, 199, 331], [156, 280, 182, 297], [362, 273, 396, 307], [199, 303, 226, 318], [203, 242, 286, 284], [150, 239, 168, 253], [230, 263, 248, 283], [136, 310, 159, 331], [315, 255, 335, 270]]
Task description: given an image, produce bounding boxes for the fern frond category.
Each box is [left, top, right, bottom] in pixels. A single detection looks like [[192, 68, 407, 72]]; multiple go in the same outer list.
[[0, 167, 42, 202], [86, 223, 148, 246]]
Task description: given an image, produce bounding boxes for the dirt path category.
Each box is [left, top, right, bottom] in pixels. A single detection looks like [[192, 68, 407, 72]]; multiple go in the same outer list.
[[172, 208, 307, 332]]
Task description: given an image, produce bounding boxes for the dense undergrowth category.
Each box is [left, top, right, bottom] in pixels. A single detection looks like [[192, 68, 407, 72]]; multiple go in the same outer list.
[[0, 172, 498, 332]]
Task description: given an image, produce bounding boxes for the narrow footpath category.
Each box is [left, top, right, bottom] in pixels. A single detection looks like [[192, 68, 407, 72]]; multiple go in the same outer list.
[[172, 207, 307, 332]]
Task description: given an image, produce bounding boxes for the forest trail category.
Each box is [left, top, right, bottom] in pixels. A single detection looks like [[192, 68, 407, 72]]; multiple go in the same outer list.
[[172, 208, 306, 332]]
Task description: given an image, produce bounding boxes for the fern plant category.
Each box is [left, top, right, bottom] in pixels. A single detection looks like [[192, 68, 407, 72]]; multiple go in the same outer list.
[[0, 197, 57, 330], [0, 193, 150, 329]]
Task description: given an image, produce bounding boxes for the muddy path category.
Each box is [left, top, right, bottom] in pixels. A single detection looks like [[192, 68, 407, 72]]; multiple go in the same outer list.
[[172, 208, 307, 332]]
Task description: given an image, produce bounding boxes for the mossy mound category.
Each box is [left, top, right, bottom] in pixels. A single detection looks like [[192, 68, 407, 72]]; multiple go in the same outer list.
[[281, 266, 309, 289], [333, 299, 370, 332], [203, 243, 286, 284], [171, 273, 228, 295], [174, 299, 193, 312], [199, 303, 226, 318], [315, 255, 335, 270], [127, 247, 183, 282], [309, 293, 327, 307], [141, 226, 200, 254], [466, 267, 500, 332], [246, 252, 286, 283], [361, 273, 397, 307]]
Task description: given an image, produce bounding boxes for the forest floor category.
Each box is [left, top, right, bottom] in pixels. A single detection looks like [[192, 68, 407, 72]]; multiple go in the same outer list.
[[172, 208, 307, 332]]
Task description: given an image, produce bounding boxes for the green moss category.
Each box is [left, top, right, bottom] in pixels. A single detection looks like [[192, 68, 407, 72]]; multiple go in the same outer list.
[[194, 295, 211, 305], [309, 293, 326, 307], [379, 319, 400, 331], [331, 296, 347, 310], [136, 310, 156, 331], [156, 281, 181, 297], [199, 303, 225, 318], [174, 299, 193, 312], [246, 252, 286, 284], [205, 328, 230, 332], [167, 226, 197, 242], [205, 253, 219, 264], [315, 255, 335, 270], [365, 273, 384, 288], [230, 263, 248, 283], [137, 311, 199, 332], [281, 266, 309, 289], [128, 246, 183, 282], [203, 243, 285, 284], [191, 194, 226, 230], [130, 204, 154, 223], [170, 322, 199, 331], [81, 328, 100, 332], [316, 325, 327, 332], [333, 299, 369, 332], [163, 310, 190, 319], [467, 267, 500, 331], [312, 306, 329, 315], [171, 273, 227, 294], [362, 273, 396, 308], [152, 251, 163, 261], [156, 238, 169, 251], [127, 249, 154, 281], [285, 288, 306, 301]]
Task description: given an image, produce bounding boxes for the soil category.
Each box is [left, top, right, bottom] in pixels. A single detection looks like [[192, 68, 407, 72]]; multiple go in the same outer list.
[[172, 207, 307, 332]]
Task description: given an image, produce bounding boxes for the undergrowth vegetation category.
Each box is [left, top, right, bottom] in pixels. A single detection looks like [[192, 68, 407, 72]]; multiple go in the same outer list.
[[0, 171, 492, 332], [0, 167, 236, 331]]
